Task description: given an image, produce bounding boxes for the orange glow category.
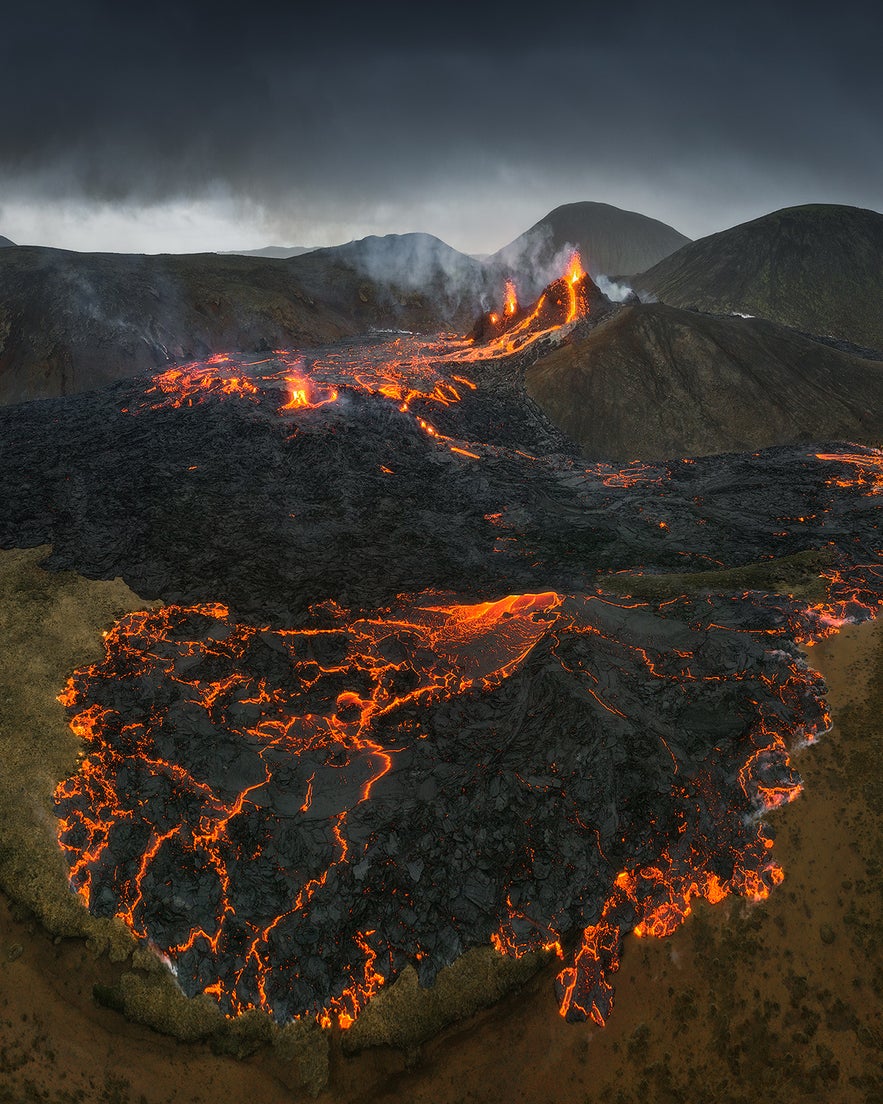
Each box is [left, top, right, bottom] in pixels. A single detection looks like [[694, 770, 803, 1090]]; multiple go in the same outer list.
[[279, 374, 338, 411], [74, 259, 857, 1034], [56, 591, 575, 1028], [564, 251, 585, 323]]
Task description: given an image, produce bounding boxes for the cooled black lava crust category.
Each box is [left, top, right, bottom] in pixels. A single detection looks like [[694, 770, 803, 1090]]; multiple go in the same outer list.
[[1, 344, 880, 1023]]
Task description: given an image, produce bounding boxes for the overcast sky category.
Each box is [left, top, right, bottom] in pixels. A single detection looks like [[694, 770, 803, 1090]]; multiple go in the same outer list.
[[1, 0, 880, 253]]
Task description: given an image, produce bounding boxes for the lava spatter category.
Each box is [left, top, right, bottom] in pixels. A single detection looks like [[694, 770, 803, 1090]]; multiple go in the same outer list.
[[54, 588, 827, 1027]]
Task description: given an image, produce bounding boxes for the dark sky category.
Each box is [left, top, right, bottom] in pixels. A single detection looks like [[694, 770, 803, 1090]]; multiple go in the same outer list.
[[1, 0, 880, 252]]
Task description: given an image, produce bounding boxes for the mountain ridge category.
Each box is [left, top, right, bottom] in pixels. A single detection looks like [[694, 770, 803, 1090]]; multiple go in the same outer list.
[[633, 204, 883, 350]]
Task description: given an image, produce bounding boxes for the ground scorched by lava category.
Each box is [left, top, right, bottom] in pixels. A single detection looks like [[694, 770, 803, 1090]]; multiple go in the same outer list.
[[3, 255, 882, 1030]]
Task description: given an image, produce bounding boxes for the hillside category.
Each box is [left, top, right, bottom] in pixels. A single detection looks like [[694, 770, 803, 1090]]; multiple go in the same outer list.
[[526, 302, 883, 460], [633, 205, 883, 350], [0, 245, 479, 404], [0, 235, 15, 248], [489, 202, 690, 296], [291, 232, 492, 320]]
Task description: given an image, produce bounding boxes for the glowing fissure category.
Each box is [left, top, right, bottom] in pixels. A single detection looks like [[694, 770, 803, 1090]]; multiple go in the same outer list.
[[55, 581, 836, 1028]]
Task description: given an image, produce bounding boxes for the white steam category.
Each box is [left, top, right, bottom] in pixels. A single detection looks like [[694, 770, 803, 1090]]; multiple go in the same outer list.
[[596, 275, 635, 302]]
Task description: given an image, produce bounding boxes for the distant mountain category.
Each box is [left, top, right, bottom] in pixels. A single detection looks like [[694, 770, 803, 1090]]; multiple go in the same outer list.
[[488, 202, 690, 298], [0, 236, 15, 248], [633, 205, 883, 350], [526, 303, 883, 460], [288, 232, 495, 318], [222, 245, 315, 259]]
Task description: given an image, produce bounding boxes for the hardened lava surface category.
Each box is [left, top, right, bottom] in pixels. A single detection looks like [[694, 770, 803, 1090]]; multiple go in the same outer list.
[[1, 288, 882, 1026], [56, 590, 828, 1025], [1, 339, 880, 621]]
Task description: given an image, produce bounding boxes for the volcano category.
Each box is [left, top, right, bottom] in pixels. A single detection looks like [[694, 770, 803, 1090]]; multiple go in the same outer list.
[[488, 202, 690, 298], [2, 260, 882, 1032]]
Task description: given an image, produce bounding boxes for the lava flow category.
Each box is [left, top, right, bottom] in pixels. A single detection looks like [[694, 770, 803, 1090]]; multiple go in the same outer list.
[[1, 252, 878, 1034], [469, 251, 590, 354], [54, 585, 828, 1028], [127, 250, 592, 442]]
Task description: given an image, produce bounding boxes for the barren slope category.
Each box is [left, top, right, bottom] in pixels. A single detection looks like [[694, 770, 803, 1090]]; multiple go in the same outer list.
[[633, 205, 883, 350], [526, 303, 883, 460]]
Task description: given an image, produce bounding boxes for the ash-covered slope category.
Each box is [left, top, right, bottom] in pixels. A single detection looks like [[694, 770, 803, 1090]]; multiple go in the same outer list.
[[0, 242, 483, 405], [633, 205, 883, 350], [489, 203, 690, 297], [526, 303, 883, 460]]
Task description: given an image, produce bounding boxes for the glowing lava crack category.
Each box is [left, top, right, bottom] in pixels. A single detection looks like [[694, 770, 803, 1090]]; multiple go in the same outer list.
[[2, 255, 882, 1031], [55, 590, 826, 1026]]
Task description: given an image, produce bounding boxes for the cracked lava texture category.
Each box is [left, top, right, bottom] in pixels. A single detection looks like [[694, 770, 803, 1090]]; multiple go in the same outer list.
[[1, 262, 882, 1026]]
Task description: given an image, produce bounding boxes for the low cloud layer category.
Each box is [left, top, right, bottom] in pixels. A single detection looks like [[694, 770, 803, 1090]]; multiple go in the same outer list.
[[1, 0, 880, 252]]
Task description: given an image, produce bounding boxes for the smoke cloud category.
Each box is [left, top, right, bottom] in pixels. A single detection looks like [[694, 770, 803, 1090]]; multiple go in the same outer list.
[[596, 276, 635, 303]]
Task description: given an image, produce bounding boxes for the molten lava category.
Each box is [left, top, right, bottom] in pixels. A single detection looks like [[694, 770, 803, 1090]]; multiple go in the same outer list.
[[564, 250, 585, 323], [54, 581, 830, 1028], [15, 248, 880, 1034], [504, 279, 518, 316]]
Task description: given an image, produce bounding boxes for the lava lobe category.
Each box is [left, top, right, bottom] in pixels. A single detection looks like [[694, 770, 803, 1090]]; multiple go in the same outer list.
[[56, 590, 825, 1025]]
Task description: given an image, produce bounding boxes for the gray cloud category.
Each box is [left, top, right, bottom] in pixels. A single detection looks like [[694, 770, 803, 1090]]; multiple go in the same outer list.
[[1, 0, 880, 251]]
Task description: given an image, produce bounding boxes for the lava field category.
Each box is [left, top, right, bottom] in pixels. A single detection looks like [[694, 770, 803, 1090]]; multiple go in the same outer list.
[[1, 266, 882, 1027]]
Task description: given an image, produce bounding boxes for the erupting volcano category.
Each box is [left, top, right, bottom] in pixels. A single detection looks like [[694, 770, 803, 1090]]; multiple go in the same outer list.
[[469, 251, 595, 350], [1, 253, 882, 1035]]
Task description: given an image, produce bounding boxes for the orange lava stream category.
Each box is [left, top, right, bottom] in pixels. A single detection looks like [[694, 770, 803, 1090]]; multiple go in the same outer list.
[[488, 597, 831, 1026], [55, 591, 573, 1027], [816, 449, 883, 494], [124, 251, 592, 464]]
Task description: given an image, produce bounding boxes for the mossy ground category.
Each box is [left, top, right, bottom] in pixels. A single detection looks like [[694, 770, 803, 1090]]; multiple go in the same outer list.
[[604, 548, 835, 604]]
